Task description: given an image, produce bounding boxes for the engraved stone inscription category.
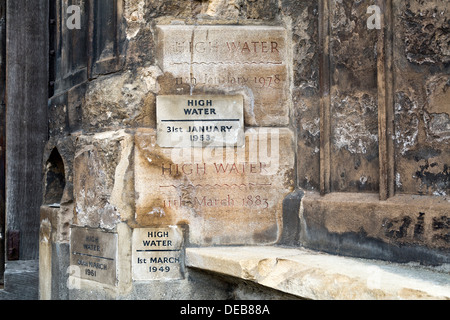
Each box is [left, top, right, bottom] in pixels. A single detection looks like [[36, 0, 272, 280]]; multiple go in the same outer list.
[[157, 94, 244, 148], [135, 128, 295, 245], [70, 227, 117, 286], [156, 25, 289, 126], [132, 226, 184, 280]]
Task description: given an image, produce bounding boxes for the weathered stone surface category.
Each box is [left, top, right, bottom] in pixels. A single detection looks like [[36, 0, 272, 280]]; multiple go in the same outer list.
[[393, 0, 450, 196], [283, 0, 320, 192], [329, 0, 379, 193], [134, 127, 295, 245], [300, 192, 450, 265], [186, 246, 450, 300], [156, 25, 289, 127], [39, 214, 52, 300], [73, 130, 134, 229], [400, 0, 450, 65], [42, 138, 76, 243], [331, 92, 379, 192], [82, 68, 161, 132]]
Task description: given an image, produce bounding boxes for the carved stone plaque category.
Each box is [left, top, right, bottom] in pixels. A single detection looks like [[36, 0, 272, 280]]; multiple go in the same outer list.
[[156, 94, 244, 148], [70, 227, 117, 286], [134, 128, 295, 246], [156, 25, 288, 126], [132, 226, 184, 280]]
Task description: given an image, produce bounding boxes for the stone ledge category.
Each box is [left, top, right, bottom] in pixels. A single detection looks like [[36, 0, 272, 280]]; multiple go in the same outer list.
[[0, 260, 39, 300], [185, 246, 450, 300]]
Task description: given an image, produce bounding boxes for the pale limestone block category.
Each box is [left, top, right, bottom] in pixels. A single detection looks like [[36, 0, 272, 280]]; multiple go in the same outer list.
[[134, 127, 295, 245], [186, 246, 450, 300], [74, 130, 134, 229]]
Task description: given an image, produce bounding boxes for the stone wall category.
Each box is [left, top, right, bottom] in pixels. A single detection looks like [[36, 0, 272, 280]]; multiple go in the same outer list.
[[39, 0, 449, 300]]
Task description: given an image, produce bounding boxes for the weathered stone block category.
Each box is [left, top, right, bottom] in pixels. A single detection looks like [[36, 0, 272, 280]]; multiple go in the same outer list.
[[300, 192, 450, 265], [73, 130, 134, 229], [134, 127, 295, 245], [393, 0, 450, 196], [82, 68, 161, 132], [186, 246, 450, 300], [156, 25, 289, 127]]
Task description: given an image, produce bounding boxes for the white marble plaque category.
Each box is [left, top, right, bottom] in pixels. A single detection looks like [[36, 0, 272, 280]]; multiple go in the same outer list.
[[132, 226, 184, 280], [156, 94, 244, 147]]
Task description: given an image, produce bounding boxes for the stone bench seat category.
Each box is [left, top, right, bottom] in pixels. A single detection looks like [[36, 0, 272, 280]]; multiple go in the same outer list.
[[186, 246, 450, 300]]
